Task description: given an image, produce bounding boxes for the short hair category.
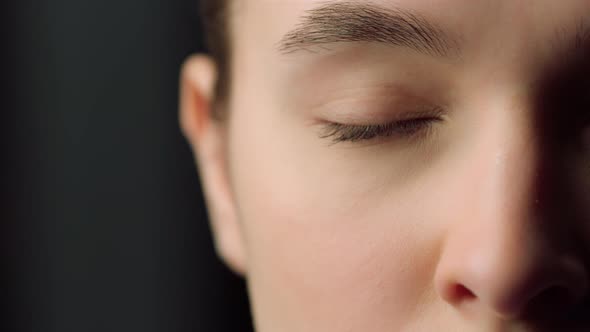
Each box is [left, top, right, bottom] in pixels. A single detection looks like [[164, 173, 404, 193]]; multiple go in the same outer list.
[[200, 0, 231, 111]]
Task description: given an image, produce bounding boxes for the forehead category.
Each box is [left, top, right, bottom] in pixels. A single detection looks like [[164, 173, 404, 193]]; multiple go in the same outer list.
[[232, 0, 590, 27], [225, 0, 590, 101], [230, 0, 590, 57]]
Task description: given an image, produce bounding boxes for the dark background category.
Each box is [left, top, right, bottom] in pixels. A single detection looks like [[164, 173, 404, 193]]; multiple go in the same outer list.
[[3, 0, 253, 331]]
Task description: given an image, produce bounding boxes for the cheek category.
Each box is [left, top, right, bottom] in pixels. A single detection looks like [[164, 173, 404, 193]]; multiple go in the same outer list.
[[227, 97, 451, 330]]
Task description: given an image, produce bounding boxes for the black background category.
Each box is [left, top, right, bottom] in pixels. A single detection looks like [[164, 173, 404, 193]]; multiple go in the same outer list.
[[3, 0, 253, 331]]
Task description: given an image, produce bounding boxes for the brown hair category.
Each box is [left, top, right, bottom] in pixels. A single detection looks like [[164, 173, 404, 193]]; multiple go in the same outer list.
[[200, 0, 231, 110]]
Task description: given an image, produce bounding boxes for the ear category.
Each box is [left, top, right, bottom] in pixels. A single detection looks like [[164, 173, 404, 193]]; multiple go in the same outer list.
[[180, 55, 247, 275]]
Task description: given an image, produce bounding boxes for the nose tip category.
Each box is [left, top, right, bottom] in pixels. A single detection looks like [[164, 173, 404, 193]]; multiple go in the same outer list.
[[435, 242, 589, 321]]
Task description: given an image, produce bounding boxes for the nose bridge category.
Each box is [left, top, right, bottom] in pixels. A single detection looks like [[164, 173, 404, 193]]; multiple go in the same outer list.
[[478, 99, 540, 228], [466, 97, 547, 303]]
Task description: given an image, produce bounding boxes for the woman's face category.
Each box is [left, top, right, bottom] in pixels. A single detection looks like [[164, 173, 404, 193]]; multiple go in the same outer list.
[[185, 0, 590, 331]]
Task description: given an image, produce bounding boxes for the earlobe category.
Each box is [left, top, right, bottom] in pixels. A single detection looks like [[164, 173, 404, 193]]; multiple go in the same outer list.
[[180, 55, 247, 275]]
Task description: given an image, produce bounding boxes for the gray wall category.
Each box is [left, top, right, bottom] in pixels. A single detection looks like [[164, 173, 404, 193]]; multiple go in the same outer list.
[[4, 1, 252, 331]]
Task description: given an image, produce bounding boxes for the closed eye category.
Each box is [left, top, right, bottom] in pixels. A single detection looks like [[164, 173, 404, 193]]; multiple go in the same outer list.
[[319, 110, 445, 144]]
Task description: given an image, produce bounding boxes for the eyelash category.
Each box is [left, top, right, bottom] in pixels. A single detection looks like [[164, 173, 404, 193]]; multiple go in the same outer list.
[[320, 113, 444, 144]]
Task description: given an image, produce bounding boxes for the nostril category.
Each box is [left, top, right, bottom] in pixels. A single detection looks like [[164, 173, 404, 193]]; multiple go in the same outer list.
[[451, 284, 477, 302]]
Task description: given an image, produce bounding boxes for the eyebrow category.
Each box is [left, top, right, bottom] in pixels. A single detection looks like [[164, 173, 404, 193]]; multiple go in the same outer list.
[[574, 22, 590, 50], [277, 1, 461, 58]]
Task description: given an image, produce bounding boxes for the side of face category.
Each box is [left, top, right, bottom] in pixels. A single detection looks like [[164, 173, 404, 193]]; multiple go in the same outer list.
[[182, 1, 590, 331]]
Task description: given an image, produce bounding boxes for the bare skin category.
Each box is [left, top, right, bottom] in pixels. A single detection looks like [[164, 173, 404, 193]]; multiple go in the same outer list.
[[181, 1, 590, 331]]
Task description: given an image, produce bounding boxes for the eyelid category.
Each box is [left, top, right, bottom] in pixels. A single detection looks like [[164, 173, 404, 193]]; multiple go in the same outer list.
[[319, 107, 445, 144], [305, 82, 444, 120]]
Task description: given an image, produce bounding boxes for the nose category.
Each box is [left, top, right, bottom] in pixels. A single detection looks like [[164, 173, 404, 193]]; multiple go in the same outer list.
[[433, 109, 589, 321]]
